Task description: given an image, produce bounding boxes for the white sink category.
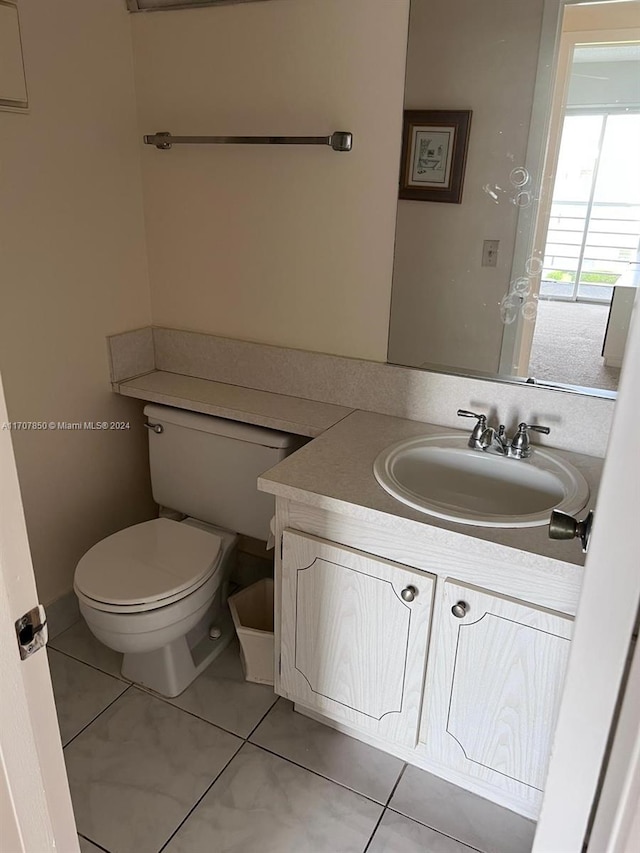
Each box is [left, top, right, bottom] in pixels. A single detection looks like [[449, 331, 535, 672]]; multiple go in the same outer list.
[[373, 434, 589, 528]]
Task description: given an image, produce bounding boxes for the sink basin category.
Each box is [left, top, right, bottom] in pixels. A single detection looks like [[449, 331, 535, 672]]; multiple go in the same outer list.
[[373, 434, 589, 528]]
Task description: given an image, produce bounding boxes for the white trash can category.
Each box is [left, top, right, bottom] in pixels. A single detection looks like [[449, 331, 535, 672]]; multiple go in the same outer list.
[[228, 578, 274, 685]]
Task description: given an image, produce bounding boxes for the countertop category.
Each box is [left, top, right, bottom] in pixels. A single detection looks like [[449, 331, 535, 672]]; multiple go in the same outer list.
[[116, 371, 602, 569], [258, 410, 603, 568], [117, 370, 353, 437]]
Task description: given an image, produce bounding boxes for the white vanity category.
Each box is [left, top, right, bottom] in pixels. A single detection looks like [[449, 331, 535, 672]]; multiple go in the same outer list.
[[258, 409, 602, 821]]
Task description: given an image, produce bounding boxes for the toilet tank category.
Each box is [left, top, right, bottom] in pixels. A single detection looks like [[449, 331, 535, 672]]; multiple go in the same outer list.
[[143, 404, 299, 540]]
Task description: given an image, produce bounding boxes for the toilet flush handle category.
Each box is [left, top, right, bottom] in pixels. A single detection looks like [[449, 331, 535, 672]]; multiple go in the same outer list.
[[145, 422, 163, 434]]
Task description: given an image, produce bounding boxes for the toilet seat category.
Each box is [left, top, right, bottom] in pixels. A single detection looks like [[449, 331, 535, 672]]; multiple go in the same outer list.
[[74, 518, 223, 614]]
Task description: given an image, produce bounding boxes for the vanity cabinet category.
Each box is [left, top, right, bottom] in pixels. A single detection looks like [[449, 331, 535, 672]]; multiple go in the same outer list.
[[279, 530, 435, 748], [269, 502, 581, 819], [423, 581, 572, 795]]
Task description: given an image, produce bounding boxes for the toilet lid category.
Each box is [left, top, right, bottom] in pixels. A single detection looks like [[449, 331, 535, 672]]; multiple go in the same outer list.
[[74, 518, 222, 607]]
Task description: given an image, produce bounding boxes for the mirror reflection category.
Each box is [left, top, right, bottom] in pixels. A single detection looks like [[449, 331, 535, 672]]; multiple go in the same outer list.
[[388, 0, 640, 395]]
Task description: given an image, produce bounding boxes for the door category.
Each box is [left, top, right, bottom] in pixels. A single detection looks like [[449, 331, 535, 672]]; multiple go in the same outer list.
[[424, 580, 573, 814], [280, 529, 435, 747], [0, 372, 79, 852], [532, 284, 640, 845]]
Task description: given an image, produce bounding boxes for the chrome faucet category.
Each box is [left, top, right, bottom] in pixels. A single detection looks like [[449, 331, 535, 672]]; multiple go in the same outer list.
[[457, 410, 550, 459], [479, 423, 509, 455]]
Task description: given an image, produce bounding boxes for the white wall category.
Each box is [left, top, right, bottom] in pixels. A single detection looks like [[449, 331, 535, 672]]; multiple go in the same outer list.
[[388, 0, 545, 373], [0, 0, 155, 605], [131, 0, 410, 362]]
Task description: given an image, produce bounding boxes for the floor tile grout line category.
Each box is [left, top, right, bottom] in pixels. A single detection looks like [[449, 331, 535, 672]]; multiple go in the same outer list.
[[245, 694, 280, 741], [359, 763, 409, 853], [373, 761, 487, 853], [130, 682, 273, 742], [48, 645, 129, 684], [156, 739, 246, 853], [384, 762, 407, 808], [248, 740, 393, 808], [77, 832, 112, 853], [62, 684, 133, 750], [50, 639, 279, 744], [384, 805, 486, 853], [361, 807, 386, 853], [157, 738, 397, 853]]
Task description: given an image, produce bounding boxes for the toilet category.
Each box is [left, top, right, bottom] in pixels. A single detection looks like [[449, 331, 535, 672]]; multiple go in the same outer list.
[[74, 404, 297, 697]]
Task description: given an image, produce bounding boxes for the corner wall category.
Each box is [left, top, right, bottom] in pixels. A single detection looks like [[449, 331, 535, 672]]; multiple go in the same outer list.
[[131, 0, 410, 362], [0, 0, 155, 605]]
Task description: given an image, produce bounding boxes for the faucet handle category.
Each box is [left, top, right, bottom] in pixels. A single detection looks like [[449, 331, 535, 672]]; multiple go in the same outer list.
[[457, 409, 487, 423], [511, 422, 551, 458], [518, 422, 551, 436], [457, 410, 488, 447]]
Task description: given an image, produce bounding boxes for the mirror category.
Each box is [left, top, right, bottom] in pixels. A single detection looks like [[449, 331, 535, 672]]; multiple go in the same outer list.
[[388, 0, 640, 396]]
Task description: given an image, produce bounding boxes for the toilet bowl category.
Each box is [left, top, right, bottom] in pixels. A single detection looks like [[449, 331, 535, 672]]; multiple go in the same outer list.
[[73, 404, 298, 697], [75, 517, 237, 697]]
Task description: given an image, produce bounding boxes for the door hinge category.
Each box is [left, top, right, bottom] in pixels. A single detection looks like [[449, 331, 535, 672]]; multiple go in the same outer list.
[[278, 653, 282, 675], [15, 604, 48, 660], [280, 536, 283, 560]]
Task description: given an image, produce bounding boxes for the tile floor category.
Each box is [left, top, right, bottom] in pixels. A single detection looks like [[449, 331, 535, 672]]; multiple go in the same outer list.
[[49, 620, 536, 853]]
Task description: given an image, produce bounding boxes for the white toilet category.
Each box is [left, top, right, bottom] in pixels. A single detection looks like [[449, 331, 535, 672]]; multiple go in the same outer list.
[[74, 404, 296, 697]]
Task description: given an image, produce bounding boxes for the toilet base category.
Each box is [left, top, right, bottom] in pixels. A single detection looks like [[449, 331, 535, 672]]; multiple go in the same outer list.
[[121, 605, 234, 697]]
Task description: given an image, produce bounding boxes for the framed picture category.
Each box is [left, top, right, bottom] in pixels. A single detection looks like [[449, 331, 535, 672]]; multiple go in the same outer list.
[[399, 110, 472, 203], [0, 0, 28, 112]]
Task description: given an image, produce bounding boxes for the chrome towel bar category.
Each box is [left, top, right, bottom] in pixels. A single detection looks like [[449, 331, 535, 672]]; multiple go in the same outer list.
[[143, 131, 353, 152]]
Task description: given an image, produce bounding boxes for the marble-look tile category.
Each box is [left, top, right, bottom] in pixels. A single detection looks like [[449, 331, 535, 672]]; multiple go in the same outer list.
[[368, 811, 478, 853], [166, 641, 277, 738], [64, 688, 242, 853], [78, 836, 106, 853], [49, 618, 124, 679], [163, 742, 382, 853], [389, 765, 536, 853], [48, 649, 128, 746], [250, 699, 404, 803]]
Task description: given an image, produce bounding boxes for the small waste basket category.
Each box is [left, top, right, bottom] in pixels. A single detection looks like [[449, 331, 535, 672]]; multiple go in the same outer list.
[[228, 578, 274, 685]]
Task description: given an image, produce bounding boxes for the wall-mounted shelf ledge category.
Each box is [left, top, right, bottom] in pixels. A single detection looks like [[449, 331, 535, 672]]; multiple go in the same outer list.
[[143, 130, 353, 152]]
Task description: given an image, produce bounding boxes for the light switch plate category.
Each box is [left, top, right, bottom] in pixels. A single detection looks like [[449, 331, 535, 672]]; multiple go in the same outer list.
[[482, 240, 499, 267]]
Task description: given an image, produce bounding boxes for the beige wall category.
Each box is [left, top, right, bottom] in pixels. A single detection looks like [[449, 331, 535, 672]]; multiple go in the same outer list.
[[132, 0, 410, 362], [564, 0, 640, 31], [0, 0, 155, 605], [388, 0, 544, 373]]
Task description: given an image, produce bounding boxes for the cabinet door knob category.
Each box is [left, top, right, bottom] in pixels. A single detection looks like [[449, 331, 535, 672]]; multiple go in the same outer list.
[[451, 601, 468, 618], [401, 585, 418, 602]]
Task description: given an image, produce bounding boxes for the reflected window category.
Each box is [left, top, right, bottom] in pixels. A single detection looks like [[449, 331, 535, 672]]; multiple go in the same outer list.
[[541, 43, 640, 304]]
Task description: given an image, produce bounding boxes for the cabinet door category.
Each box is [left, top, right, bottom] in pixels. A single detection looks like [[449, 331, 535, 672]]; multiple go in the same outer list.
[[280, 529, 435, 748], [424, 580, 572, 802]]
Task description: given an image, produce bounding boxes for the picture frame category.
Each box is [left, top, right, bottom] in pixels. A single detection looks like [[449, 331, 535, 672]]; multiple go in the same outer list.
[[0, 0, 28, 112], [399, 110, 472, 203]]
